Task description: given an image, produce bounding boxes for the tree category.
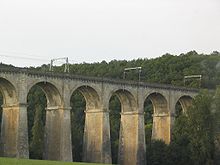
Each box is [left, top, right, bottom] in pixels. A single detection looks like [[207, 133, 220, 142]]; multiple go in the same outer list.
[[146, 140, 169, 165], [109, 95, 121, 164], [188, 91, 214, 164], [70, 91, 86, 162], [213, 87, 220, 164], [29, 104, 44, 159], [171, 90, 215, 165]]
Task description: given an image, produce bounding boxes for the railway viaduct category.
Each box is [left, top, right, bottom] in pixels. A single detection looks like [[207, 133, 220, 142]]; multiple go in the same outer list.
[[0, 68, 198, 165]]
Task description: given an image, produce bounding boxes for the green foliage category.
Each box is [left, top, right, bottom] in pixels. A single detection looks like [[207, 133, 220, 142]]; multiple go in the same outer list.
[[27, 86, 46, 159], [144, 99, 153, 145], [169, 115, 193, 165], [188, 91, 214, 164], [171, 90, 215, 165], [146, 140, 169, 165], [146, 90, 218, 165], [70, 92, 86, 162], [212, 87, 220, 163], [29, 104, 44, 159], [175, 102, 183, 118], [109, 95, 121, 164]]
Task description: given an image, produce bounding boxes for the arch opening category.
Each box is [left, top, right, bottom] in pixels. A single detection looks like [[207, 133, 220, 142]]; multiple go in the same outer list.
[[146, 93, 168, 115], [108, 89, 136, 164], [70, 85, 100, 162], [144, 98, 153, 145], [109, 95, 121, 164], [110, 89, 136, 113], [27, 85, 46, 159], [27, 81, 62, 160], [0, 78, 18, 150], [175, 96, 193, 118], [0, 78, 21, 157], [144, 92, 169, 143], [70, 90, 86, 162], [72, 86, 100, 111], [32, 82, 62, 107], [0, 78, 17, 106]]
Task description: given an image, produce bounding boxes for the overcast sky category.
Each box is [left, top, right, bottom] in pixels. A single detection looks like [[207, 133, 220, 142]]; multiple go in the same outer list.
[[0, 0, 220, 67]]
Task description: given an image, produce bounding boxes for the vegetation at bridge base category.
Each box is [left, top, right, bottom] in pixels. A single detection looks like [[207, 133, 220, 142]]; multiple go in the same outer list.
[[1, 51, 220, 163], [145, 89, 220, 165]]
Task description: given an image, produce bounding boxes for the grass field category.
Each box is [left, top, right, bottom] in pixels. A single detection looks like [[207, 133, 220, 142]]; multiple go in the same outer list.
[[0, 157, 109, 165]]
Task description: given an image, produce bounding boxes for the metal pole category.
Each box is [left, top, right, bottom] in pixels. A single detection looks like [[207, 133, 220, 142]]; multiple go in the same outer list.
[[66, 57, 69, 73], [123, 71, 126, 79], [50, 59, 53, 71], [138, 69, 141, 81]]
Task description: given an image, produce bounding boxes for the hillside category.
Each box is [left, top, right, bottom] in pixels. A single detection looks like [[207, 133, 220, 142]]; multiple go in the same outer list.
[[34, 50, 220, 89]]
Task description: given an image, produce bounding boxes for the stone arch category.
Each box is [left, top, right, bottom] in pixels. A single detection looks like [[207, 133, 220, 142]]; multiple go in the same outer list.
[[0, 78, 18, 105], [28, 81, 62, 107], [0, 77, 29, 158], [71, 85, 101, 111], [176, 95, 193, 114], [108, 89, 137, 112], [70, 85, 111, 163], [144, 92, 170, 143], [109, 89, 139, 164], [145, 92, 168, 114], [27, 81, 69, 161]]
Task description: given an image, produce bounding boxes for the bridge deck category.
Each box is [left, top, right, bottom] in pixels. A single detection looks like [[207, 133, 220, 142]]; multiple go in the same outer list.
[[0, 67, 198, 93]]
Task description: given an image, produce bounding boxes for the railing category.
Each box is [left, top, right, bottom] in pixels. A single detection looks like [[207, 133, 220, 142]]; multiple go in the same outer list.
[[0, 67, 199, 93]]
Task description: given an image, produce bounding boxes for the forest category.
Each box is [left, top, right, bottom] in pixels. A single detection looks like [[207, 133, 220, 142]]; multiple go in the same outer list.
[[1, 50, 220, 164]]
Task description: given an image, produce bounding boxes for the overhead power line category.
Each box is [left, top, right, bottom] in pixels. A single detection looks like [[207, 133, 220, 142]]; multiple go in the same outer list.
[[0, 54, 48, 62]]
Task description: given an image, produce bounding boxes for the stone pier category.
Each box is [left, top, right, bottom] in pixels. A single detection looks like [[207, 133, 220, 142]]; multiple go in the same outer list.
[[83, 109, 111, 164], [118, 112, 146, 165], [0, 103, 29, 158], [43, 106, 72, 161]]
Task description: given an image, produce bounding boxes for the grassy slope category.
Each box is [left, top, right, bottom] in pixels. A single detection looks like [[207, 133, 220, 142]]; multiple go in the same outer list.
[[0, 157, 108, 165]]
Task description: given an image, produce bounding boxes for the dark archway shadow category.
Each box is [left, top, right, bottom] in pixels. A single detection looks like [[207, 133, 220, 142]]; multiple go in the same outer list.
[[175, 96, 193, 118], [109, 95, 121, 164], [144, 98, 153, 145], [175, 101, 183, 119], [27, 81, 63, 160], [27, 85, 46, 159], [144, 92, 169, 143], [70, 91, 85, 162], [109, 89, 136, 164]]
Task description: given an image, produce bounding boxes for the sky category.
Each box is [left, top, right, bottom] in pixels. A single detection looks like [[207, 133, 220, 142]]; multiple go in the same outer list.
[[0, 0, 220, 67]]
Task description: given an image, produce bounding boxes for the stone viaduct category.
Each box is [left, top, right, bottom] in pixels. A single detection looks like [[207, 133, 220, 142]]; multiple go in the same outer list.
[[0, 68, 198, 165]]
